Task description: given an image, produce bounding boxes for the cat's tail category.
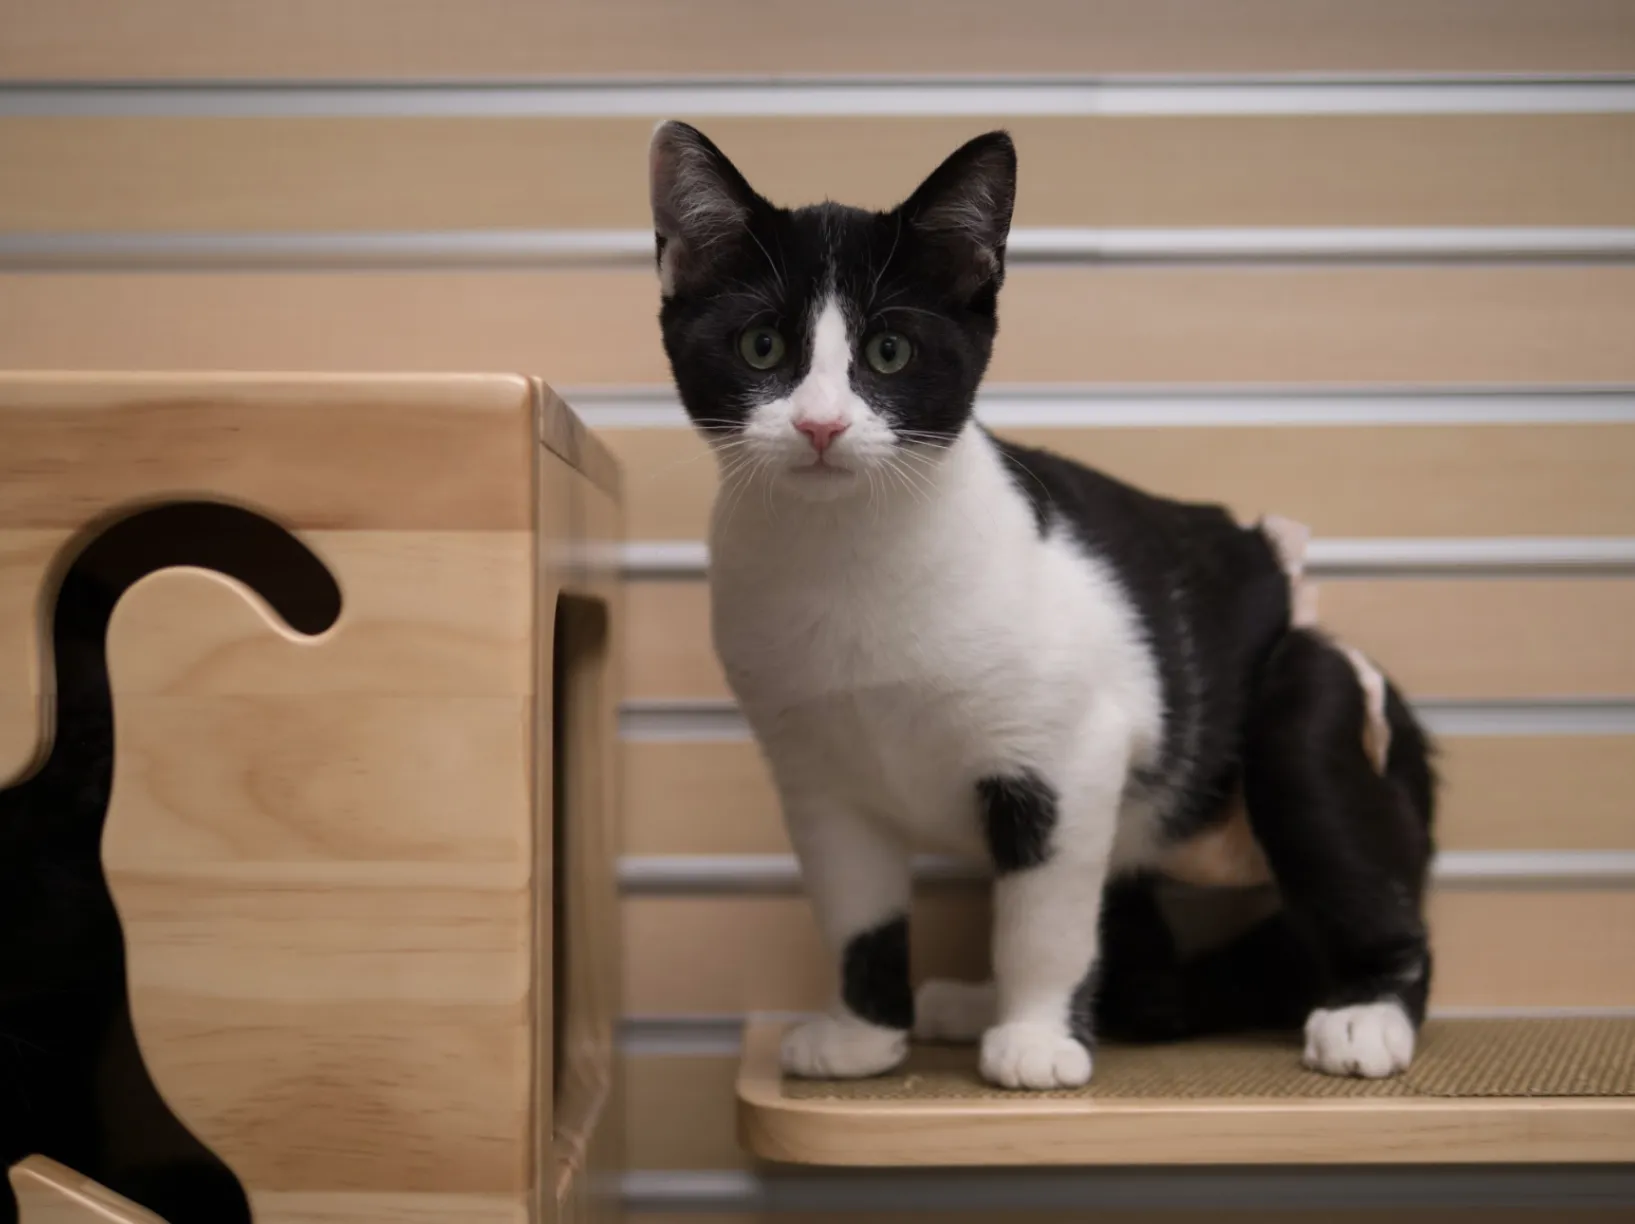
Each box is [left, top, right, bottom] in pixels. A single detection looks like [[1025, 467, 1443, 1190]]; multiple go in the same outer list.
[[33, 501, 343, 787]]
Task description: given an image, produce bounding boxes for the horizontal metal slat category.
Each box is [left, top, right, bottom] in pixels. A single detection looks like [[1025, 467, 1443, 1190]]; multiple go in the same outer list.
[[6, 78, 1635, 118], [6, 227, 1635, 270], [617, 851, 1635, 893]]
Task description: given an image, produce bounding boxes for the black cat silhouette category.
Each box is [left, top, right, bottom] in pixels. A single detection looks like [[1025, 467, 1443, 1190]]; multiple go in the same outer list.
[[1, 502, 343, 1224]]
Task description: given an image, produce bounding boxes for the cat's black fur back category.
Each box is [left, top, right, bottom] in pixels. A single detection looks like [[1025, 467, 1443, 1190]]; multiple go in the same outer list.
[[988, 436, 1438, 1043], [0, 502, 342, 1224], [988, 434, 1295, 840]]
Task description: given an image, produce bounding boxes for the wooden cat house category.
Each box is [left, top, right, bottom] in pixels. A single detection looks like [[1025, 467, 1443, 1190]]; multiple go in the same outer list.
[[0, 374, 621, 1224]]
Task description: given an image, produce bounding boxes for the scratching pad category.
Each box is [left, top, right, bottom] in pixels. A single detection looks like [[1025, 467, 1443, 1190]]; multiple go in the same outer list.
[[783, 1018, 1635, 1101]]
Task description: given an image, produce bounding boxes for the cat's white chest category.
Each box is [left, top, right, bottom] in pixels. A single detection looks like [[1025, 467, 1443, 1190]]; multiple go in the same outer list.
[[709, 443, 1043, 721], [713, 558, 984, 708], [707, 432, 1165, 856], [714, 580, 1013, 856]]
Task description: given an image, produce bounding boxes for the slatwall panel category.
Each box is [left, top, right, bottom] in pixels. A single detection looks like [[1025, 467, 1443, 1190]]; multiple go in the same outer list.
[[623, 578, 1635, 702], [631, 1209, 1635, 1215], [7, 2, 1635, 1216], [6, 115, 1635, 231], [619, 891, 1635, 1015], [627, 1216, 1635, 1224], [603, 417, 1635, 540], [4, 268, 1635, 386], [4, 1, 1635, 79], [623, 735, 1635, 856]]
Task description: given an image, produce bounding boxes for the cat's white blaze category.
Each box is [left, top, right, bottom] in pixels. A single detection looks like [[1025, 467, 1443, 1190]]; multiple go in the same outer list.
[[711, 308, 1167, 1084], [731, 297, 903, 499], [789, 298, 854, 435]]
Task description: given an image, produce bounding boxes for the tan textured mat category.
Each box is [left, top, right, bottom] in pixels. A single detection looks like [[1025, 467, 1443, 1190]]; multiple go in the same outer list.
[[783, 1018, 1635, 1101]]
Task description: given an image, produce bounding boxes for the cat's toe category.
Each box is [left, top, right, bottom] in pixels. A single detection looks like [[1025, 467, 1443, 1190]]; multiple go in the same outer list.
[[979, 1021, 1092, 1090], [1302, 1001, 1416, 1078], [781, 1015, 907, 1079], [914, 979, 996, 1043]]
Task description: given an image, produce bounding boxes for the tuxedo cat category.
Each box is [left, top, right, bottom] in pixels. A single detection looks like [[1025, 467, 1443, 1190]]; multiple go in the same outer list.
[[649, 123, 1436, 1090], [1, 502, 342, 1221]]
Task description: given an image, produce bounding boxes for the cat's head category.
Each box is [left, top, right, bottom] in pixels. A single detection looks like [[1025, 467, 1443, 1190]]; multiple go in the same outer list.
[[649, 122, 1016, 502]]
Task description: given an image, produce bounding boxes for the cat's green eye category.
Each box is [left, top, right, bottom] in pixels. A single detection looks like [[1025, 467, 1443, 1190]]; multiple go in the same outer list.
[[865, 331, 913, 375], [738, 326, 787, 371]]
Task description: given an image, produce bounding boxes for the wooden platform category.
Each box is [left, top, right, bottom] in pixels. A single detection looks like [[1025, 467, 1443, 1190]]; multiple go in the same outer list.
[[737, 1019, 1635, 1167]]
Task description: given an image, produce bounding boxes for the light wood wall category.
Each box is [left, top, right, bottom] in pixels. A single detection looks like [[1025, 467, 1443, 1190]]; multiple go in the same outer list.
[[3, 0, 1635, 78], [5, 3, 1633, 1219]]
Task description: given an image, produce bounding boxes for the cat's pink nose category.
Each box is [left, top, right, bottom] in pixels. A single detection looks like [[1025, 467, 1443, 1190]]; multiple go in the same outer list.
[[795, 418, 849, 454]]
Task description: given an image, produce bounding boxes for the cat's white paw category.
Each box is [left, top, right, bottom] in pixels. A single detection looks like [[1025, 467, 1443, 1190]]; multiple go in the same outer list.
[[914, 979, 996, 1043], [781, 1015, 908, 1079], [979, 1021, 1092, 1090], [1303, 1001, 1416, 1078]]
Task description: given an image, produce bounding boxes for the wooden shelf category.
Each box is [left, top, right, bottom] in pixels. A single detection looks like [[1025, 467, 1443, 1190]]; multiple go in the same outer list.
[[737, 1020, 1635, 1167]]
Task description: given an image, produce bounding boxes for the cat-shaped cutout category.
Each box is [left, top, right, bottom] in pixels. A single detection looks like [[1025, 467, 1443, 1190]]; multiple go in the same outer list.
[[1, 502, 342, 1224]]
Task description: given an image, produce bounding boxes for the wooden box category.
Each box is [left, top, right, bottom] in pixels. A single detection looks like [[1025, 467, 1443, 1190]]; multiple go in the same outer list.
[[0, 374, 621, 1224]]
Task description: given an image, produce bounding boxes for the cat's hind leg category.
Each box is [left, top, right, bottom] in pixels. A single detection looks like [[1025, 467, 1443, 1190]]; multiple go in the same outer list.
[[1241, 628, 1436, 1078]]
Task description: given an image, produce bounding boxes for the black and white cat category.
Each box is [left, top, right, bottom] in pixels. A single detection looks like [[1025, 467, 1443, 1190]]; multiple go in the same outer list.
[[649, 123, 1437, 1090]]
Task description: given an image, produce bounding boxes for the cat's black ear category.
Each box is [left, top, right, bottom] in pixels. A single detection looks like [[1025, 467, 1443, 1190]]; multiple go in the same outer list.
[[649, 121, 762, 297], [901, 131, 1017, 295]]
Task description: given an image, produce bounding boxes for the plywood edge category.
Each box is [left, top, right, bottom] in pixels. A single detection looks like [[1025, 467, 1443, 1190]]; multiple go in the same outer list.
[[536, 379, 622, 499], [553, 1069, 613, 1208], [735, 1020, 1635, 1167], [9, 1157, 168, 1223], [0, 369, 538, 410]]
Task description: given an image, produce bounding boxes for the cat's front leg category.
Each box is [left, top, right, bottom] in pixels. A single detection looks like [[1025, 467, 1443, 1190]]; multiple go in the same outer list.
[[780, 792, 914, 1079], [977, 751, 1122, 1090]]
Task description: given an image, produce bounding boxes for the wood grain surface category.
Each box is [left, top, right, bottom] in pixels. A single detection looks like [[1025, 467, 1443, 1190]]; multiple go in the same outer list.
[[623, 735, 1635, 856], [604, 419, 1635, 541], [5, 267, 1634, 389], [625, 890, 1635, 1014], [3, 0, 1631, 79], [6, 114, 1632, 232], [625, 577, 1635, 703], [0, 374, 623, 1222]]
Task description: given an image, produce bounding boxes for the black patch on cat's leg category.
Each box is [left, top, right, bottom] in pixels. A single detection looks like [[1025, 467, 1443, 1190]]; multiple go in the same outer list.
[[841, 915, 913, 1031], [1241, 629, 1437, 1025], [976, 770, 1057, 874]]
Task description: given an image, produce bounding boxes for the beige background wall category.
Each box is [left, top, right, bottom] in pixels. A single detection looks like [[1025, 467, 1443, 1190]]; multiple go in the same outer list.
[[3, 2, 1634, 1217]]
